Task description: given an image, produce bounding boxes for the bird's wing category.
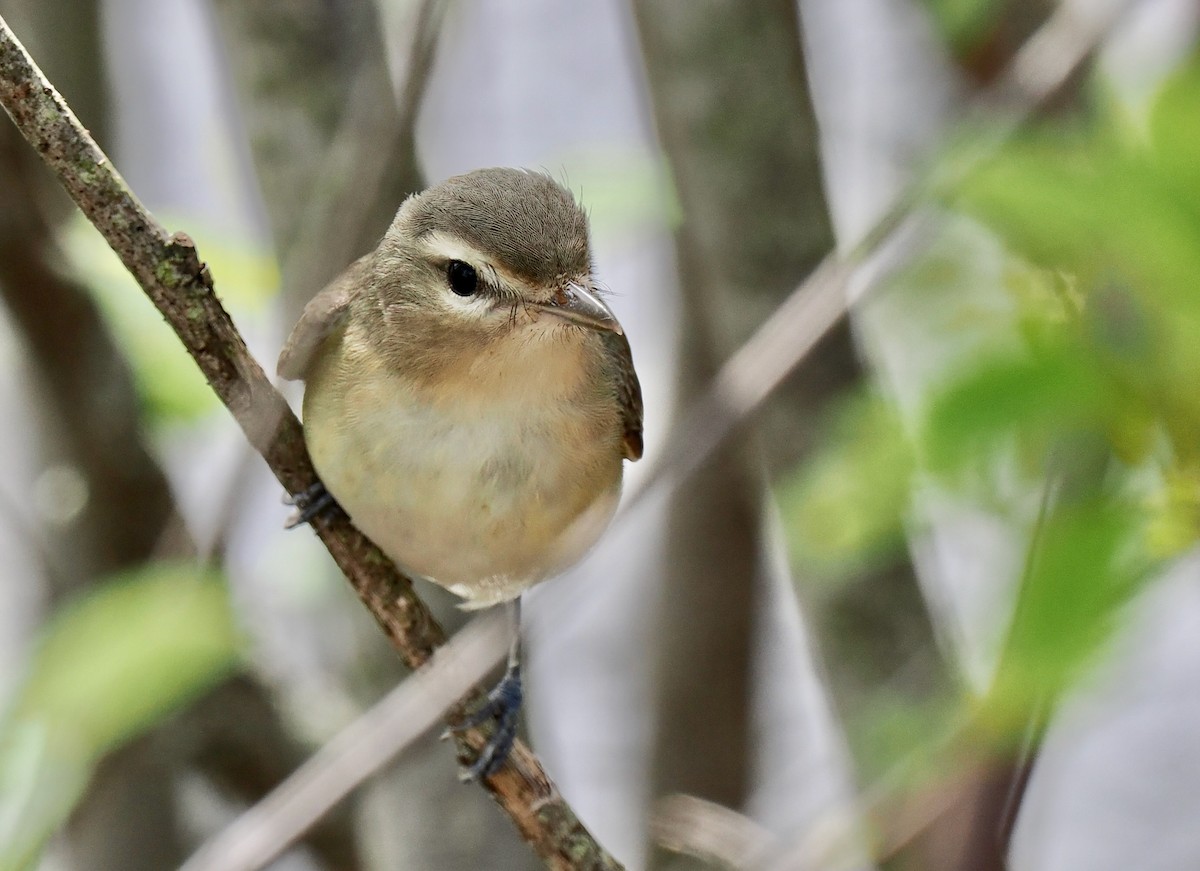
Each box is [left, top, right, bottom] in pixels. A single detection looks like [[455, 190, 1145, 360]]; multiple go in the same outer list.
[[603, 331, 644, 462], [276, 254, 371, 381]]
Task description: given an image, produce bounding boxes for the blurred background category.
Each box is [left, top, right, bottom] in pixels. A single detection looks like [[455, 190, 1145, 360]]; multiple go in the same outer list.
[[1, 0, 1199, 869]]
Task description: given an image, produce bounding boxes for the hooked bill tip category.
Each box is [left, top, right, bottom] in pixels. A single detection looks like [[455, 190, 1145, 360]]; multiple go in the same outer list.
[[538, 282, 623, 334]]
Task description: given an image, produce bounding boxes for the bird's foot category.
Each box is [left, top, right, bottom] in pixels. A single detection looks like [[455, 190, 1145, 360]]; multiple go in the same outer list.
[[284, 481, 344, 529], [447, 663, 523, 782]]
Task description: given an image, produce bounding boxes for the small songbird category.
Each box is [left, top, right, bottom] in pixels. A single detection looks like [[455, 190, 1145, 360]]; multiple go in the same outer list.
[[278, 167, 643, 779]]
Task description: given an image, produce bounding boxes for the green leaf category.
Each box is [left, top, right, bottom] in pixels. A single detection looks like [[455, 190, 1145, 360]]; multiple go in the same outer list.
[[982, 497, 1147, 735], [952, 87, 1200, 461], [953, 74, 1200, 317], [1148, 56, 1200, 213], [0, 564, 241, 870], [921, 341, 1113, 477], [1145, 464, 1200, 558]]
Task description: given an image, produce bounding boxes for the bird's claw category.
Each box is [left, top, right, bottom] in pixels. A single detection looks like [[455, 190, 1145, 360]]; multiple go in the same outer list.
[[284, 481, 343, 528], [451, 664, 523, 782]]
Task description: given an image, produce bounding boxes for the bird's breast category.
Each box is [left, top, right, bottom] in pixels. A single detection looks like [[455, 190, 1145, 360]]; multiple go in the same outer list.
[[303, 336, 623, 605]]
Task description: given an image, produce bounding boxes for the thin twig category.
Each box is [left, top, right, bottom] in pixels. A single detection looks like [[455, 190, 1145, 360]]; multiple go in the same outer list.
[[648, 711, 979, 871], [652, 794, 778, 869], [180, 612, 510, 871], [619, 0, 1140, 518], [0, 16, 621, 871]]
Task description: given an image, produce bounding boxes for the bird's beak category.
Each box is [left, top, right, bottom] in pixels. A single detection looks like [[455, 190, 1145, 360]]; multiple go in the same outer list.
[[535, 282, 623, 335]]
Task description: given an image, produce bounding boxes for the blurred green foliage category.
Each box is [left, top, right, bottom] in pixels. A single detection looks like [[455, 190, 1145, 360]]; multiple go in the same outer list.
[[984, 494, 1146, 736], [553, 146, 682, 236], [782, 52, 1200, 768], [952, 55, 1200, 531], [780, 391, 913, 580], [62, 215, 279, 424], [0, 565, 240, 870], [920, 0, 1001, 52]]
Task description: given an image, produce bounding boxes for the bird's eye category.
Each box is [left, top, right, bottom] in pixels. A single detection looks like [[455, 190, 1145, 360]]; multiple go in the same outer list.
[[447, 260, 478, 296]]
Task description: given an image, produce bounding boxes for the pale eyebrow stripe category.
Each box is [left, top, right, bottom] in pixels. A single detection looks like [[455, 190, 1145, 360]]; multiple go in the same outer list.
[[418, 230, 534, 299]]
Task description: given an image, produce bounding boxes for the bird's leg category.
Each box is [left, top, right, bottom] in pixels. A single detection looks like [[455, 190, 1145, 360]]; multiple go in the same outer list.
[[283, 480, 344, 529], [455, 598, 524, 781]]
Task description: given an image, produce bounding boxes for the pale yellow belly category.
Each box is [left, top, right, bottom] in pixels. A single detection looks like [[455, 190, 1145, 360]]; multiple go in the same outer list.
[[303, 367, 623, 606]]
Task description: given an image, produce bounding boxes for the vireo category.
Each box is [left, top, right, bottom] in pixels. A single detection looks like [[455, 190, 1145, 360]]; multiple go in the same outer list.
[[278, 167, 643, 778]]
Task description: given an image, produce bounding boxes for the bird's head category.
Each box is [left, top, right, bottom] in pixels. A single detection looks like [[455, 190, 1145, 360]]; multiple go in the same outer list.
[[360, 169, 621, 375]]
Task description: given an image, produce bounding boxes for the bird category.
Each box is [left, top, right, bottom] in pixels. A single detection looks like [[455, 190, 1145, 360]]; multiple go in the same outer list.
[[277, 167, 643, 780]]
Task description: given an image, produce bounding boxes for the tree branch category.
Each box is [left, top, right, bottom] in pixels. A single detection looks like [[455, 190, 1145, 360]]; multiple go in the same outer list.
[[0, 15, 621, 871], [0, 105, 365, 871]]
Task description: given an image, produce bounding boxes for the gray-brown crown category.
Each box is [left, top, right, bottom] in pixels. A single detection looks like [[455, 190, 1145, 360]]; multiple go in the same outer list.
[[398, 168, 591, 286]]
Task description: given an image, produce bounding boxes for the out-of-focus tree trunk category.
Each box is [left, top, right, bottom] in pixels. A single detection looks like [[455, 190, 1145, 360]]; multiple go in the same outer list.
[[6, 0, 210, 830], [883, 754, 1033, 871], [633, 2, 950, 866], [207, 0, 350, 258], [0, 0, 158, 589], [0, 115, 175, 593], [631, 2, 850, 866]]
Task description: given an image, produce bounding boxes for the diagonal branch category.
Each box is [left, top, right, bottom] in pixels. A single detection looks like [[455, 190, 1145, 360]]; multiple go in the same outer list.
[[0, 14, 621, 871], [180, 612, 512, 871], [621, 0, 1141, 515]]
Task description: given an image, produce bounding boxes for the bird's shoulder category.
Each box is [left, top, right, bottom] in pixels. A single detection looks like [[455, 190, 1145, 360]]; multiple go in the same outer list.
[[277, 253, 372, 381]]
